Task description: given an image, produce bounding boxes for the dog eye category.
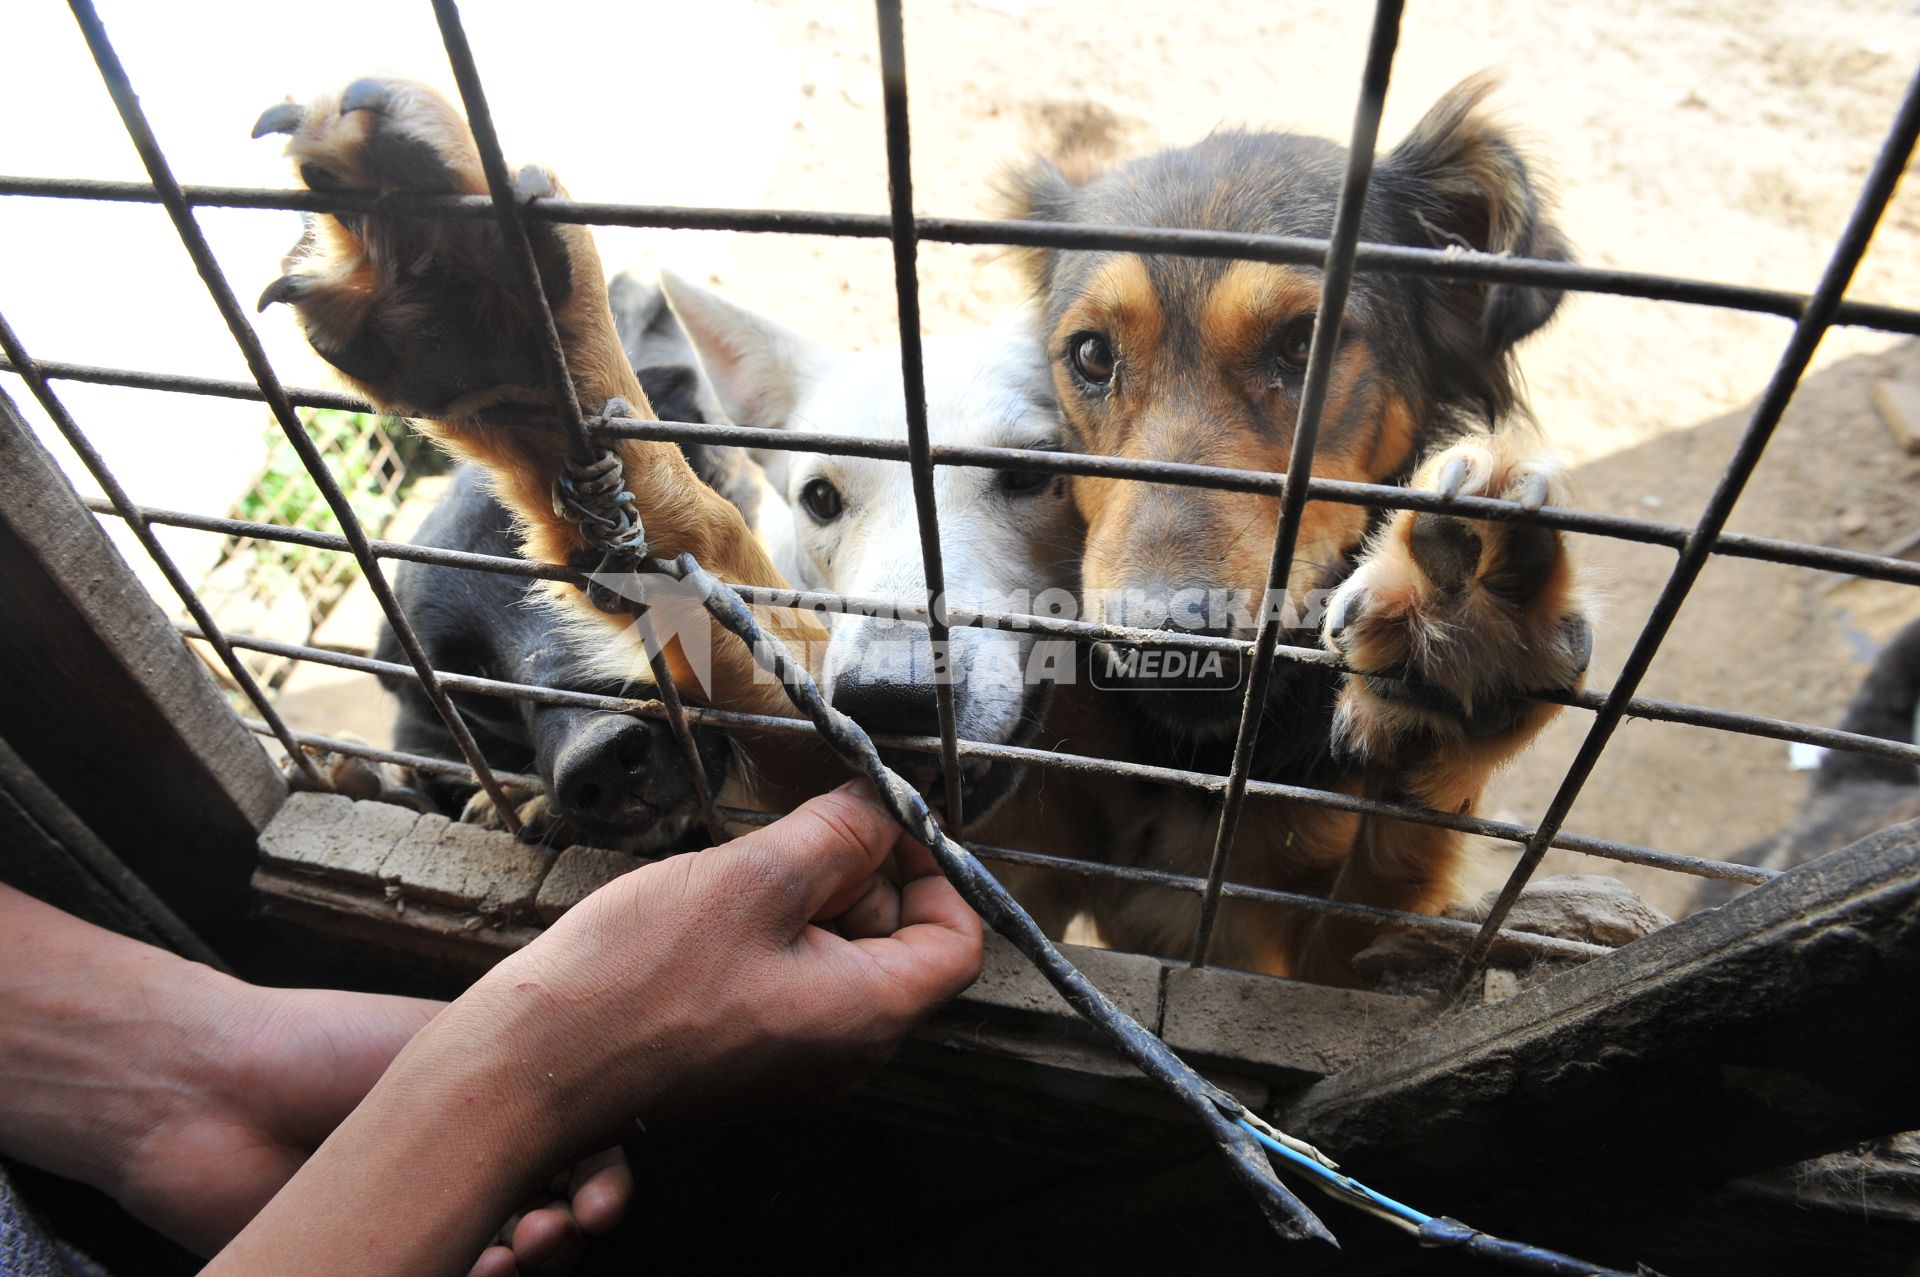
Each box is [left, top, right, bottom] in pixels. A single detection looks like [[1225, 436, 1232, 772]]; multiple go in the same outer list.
[[799, 477, 844, 523], [1068, 332, 1117, 386], [998, 468, 1052, 497], [1275, 315, 1316, 370]]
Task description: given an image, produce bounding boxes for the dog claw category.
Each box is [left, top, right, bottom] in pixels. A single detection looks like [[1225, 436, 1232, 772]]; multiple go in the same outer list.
[[1326, 587, 1361, 642], [340, 78, 389, 115], [251, 102, 304, 139], [256, 274, 308, 312], [1436, 457, 1469, 502], [1515, 471, 1550, 511]]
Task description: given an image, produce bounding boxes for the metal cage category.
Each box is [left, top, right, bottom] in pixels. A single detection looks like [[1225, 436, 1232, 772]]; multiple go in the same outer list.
[[2, 0, 1917, 994]]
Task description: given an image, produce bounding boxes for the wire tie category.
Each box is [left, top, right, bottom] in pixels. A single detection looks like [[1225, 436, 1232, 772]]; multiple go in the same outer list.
[[552, 402, 651, 615]]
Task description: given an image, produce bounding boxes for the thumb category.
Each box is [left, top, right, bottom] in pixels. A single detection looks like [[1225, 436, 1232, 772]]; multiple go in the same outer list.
[[713, 782, 910, 932]]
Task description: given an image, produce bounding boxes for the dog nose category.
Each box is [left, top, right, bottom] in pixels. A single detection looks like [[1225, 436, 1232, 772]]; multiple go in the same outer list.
[[549, 714, 689, 819], [833, 671, 942, 738]]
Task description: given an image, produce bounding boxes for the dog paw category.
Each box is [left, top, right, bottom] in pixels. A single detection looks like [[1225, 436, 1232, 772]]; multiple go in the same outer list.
[[459, 787, 566, 844], [253, 77, 577, 416], [284, 735, 438, 811], [1323, 432, 1591, 774]]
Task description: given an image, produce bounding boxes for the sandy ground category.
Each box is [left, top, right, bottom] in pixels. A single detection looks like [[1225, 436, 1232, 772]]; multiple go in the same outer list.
[[8, 1, 1918, 917]]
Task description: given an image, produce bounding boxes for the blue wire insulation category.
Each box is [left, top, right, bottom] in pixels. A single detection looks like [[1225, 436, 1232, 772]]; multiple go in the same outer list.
[[1238, 1119, 1432, 1229]]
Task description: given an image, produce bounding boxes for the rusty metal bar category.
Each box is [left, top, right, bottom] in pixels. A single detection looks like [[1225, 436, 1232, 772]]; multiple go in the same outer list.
[[427, 0, 593, 463], [243, 718, 542, 792], [1191, 0, 1404, 968], [64, 0, 526, 831], [91, 496, 1920, 771], [875, 0, 967, 829], [181, 621, 1776, 887], [426, 0, 723, 844], [11, 357, 1920, 589], [7, 175, 1920, 338], [0, 325, 322, 787], [1459, 62, 1920, 983], [714, 807, 1611, 962], [234, 717, 1607, 962]]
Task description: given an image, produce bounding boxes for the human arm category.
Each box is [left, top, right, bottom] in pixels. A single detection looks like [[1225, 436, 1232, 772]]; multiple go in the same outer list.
[[204, 783, 983, 1276], [0, 881, 627, 1272]]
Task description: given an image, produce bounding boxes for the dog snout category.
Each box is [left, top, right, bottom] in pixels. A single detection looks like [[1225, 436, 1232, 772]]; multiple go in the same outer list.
[[833, 667, 943, 739], [550, 714, 691, 822]]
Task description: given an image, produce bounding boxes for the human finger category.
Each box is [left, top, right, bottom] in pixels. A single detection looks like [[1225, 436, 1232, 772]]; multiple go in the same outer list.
[[509, 1204, 582, 1273], [467, 1245, 518, 1277], [712, 783, 907, 930], [567, 1147, 633, 1237], [852, 866, 984, 1013], [825, 871, 901, 939]]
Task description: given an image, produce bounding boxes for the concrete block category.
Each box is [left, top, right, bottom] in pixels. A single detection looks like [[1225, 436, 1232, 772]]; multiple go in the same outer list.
[[959, 931, 1167, 1029], [383, 813, 553, 916], [1161, 967, 1429, 1080], [258, 792, 419, 885], [536, 845, 645, 924]]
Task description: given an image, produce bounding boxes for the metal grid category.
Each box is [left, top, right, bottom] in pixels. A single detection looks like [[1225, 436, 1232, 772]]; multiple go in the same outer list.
[[1, 0, 1917, 987]]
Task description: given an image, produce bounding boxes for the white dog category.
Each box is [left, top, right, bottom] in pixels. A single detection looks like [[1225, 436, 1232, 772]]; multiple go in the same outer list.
[[653, 273, 1085, 821]]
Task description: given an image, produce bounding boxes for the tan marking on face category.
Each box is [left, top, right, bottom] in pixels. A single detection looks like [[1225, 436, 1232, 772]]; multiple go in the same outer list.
[[1367, 391, 1419, 481], [1063, 260, 1415, 626], [1197, 261, 1321, 368], [1047, 253, 1163, 410], [1052, 253, 1165, 550]]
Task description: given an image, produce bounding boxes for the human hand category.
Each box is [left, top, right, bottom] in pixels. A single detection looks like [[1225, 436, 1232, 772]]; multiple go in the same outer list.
[[466, 1147, 632, 1277], [205, 782, 981, 1276], [113, 981, 633, 1272], [460, 780, 986, 1159]]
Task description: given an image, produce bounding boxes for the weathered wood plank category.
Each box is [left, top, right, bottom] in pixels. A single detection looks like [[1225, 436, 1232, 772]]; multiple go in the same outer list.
[[1285, 817, 1920, 1196], [0, 735, 224, 966], [251, 866, 541, 970], [0, 390, 286, 943]]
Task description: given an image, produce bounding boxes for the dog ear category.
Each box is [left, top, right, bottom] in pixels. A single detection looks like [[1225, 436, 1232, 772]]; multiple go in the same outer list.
[[658, 270, 832, 428], [1382, 74, 1572, 358], [1000, 100, 1123, 219], [1000, 105, 1130, 291], [996, 159, 1081, 292]]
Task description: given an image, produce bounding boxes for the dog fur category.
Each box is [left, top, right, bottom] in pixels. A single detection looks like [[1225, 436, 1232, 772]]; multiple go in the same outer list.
[[262, 72, 1593, 983], [659, 275, 1082, 815], [256, 76, 844, 824], [374, 357, 738, 853], [1002, 76, 1595, 979]]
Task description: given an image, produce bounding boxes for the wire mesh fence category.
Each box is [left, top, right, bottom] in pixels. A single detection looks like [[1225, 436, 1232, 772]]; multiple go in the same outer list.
[[0, 0, 1916, 991]]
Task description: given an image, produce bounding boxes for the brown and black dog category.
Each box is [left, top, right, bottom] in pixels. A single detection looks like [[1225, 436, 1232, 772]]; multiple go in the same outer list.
[[252, 78, 848, 827], [1004, 77, 1595, 979]]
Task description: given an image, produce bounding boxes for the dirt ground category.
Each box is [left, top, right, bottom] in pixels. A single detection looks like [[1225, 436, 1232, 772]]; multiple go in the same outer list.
[[251, 0, 1920, 917]]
